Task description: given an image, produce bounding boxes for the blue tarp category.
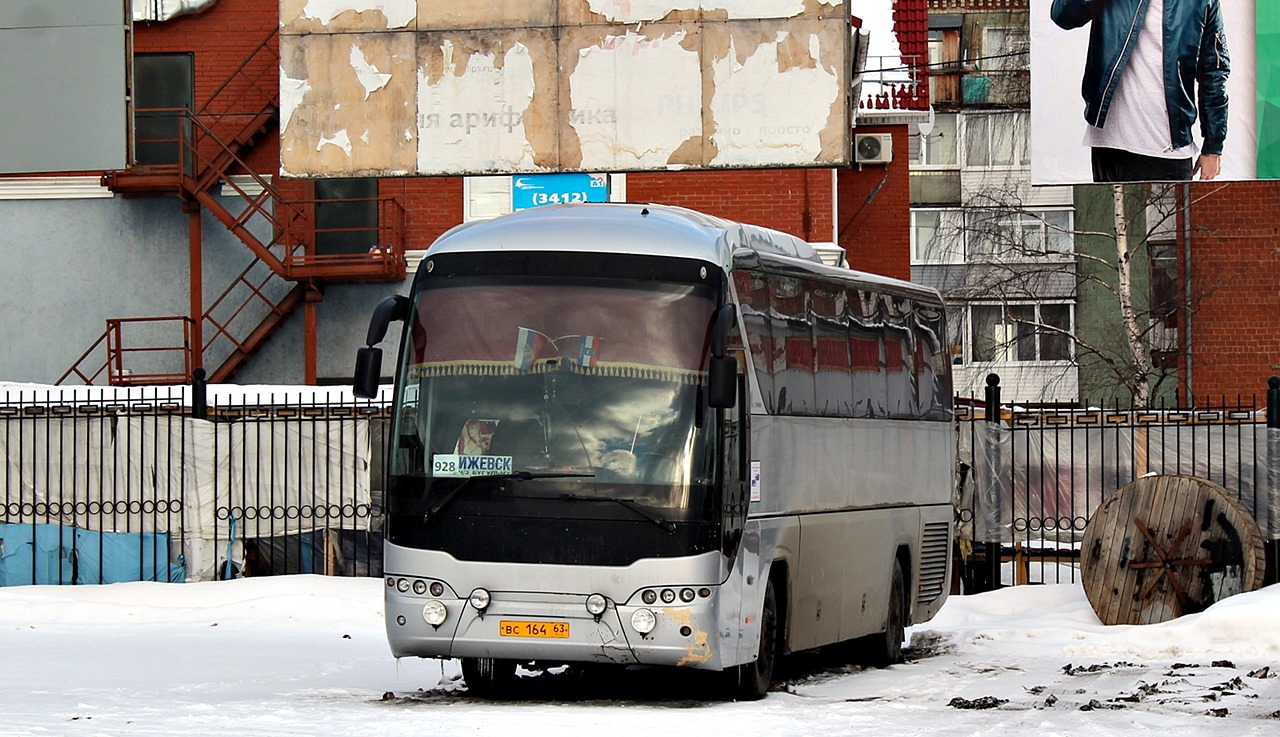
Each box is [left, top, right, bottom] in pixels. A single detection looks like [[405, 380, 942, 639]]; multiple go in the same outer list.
[[0, 524, 186, 586]]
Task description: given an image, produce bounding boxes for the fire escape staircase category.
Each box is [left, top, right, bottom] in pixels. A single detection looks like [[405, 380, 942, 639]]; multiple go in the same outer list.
[[61, 32, 406, 386]]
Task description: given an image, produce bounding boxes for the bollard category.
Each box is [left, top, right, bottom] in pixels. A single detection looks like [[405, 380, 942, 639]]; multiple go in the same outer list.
[[192, 367, 208, 421], [983, 373, 1003, 591], [1266, 376, 1280, 586]]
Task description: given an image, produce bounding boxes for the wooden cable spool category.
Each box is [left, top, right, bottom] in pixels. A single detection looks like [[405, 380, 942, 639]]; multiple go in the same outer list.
[[1081, 474, 1266, 625]]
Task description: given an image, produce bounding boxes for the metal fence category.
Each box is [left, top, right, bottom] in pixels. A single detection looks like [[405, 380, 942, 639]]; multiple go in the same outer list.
[[0, 384, 389, 585], [957, 375, 1280, 590], [6, 376, 1278, 590]]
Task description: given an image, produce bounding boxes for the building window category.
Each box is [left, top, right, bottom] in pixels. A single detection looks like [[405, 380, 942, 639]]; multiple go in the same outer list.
[[963, 112, 1030, 168], [970, 303, 1073, 363], [910, 112, 958, 167], [911, 208, 965, 263], [314, 178, 379, 255], [913, 208, 1073, 264], [133, 53, 194, 167], [1146, 189, 1180, 366], [983, 27, 1030, 72], [966, 209, 1074, 261], [980, 26, 1030, 105], [928, 26, 962, 105]]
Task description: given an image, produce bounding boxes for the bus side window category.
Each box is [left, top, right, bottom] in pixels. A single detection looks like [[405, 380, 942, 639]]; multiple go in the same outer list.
[[734, 269, 776, 414], [770, 273, 813, 415], [811, 282, 851, 417]]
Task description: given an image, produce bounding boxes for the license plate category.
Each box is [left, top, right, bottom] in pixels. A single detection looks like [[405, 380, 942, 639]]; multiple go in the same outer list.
[[498, 620, 570, 638]]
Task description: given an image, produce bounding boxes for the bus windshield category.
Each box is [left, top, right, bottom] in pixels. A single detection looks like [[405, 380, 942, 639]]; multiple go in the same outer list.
[[391, 277, 718, 520]]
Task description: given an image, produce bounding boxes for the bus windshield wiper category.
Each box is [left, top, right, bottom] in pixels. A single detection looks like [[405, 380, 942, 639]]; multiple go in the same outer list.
[[513, 470, 595, 481], [424, 476, 483, 522], [425, 470, 596, 522], [558, 493, 677, 534]]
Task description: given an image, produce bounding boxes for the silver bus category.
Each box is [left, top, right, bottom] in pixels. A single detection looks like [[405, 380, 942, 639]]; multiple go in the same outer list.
[[354, 203, 954, 699]]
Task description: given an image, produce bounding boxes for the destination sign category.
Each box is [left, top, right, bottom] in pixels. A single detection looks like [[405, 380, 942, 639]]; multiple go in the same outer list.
[[432, 454, 514, 478]]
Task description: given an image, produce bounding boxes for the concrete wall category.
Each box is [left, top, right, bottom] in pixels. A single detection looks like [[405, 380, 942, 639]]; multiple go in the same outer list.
[[0, 195, 238, 382]]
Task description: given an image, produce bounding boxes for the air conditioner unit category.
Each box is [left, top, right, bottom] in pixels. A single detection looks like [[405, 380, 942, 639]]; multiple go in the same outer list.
[[854, 133, 893, 165]]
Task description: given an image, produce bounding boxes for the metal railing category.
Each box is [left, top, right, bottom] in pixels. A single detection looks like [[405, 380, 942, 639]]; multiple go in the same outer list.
[[957, 375, 1279, 590], [56, 317, 196, 387], [0, 385, 389, 585], [12, 375, 1277, 588]]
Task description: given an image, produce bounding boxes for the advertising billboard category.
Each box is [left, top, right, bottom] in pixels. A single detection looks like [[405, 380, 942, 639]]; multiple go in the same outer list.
[[0, 0, 128, 174], [1031, 0, 1263, 184], [279, 1, 853, 177]]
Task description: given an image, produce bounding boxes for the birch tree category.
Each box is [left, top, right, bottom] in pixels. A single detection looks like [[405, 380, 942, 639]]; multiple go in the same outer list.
[[924, 181, 1226, 406]]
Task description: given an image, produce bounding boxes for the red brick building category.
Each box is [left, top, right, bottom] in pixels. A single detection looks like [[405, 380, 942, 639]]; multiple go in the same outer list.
[[1186, 182, 1280, 399], [97, 0, 924, 383]]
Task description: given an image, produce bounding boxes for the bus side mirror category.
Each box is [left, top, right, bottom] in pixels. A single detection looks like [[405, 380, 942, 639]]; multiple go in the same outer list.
[[353, 347, 383, 399], [711, 303, 736, 358], [366, 295, 409, 346], [353, 295, 409, 399], [708, 355, 737, 409]]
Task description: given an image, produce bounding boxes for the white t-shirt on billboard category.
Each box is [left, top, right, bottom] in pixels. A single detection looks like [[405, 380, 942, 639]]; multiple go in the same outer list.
[[1083, 0, 1197, 159]]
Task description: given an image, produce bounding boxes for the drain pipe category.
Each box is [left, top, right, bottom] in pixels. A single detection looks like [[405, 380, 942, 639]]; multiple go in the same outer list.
[[1181, 183, 1193, 401]]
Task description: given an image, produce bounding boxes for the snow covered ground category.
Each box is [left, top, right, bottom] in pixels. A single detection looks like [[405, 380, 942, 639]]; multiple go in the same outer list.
[[2, 576, 1277, 736]]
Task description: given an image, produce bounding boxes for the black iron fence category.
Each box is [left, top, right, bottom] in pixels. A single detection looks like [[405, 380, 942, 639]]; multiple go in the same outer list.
[[957, 375, 1280, 591], [5, 376, 1278, 590], [0, 384, 389, 585]]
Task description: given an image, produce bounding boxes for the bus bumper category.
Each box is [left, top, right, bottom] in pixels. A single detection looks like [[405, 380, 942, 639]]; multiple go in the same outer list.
[[386, 587, 727, 671]]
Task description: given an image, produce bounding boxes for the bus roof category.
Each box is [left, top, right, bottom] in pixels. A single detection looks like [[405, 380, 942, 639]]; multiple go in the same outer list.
[[424, 203, 940, 303]]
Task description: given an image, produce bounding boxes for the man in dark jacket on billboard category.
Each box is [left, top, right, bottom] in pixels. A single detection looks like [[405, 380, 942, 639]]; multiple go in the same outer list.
[[1052, 0, 1229, 182]]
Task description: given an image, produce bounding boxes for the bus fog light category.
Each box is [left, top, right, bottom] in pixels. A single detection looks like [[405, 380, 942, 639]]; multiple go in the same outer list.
[[422, 600, 447, 626], [631, 608, 656, 635], [468, 588, 491, 611], [586, 593, 608, 616]]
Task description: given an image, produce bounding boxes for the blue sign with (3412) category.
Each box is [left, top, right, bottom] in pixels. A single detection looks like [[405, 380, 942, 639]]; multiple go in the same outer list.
[[511, 173, 609, 211]]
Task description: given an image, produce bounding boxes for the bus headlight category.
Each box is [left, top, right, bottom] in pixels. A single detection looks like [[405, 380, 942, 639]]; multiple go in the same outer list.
[[422, 600, 447, 626], [468, 588, 491, 611], [585, 593, 607, 616], [631, 608, 656, 635]]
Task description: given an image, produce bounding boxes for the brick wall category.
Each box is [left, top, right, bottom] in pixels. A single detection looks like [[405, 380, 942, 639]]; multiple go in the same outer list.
[[1187, 181, 1280, 399], [380, 177, 465, 251], [133, 0, 281, 174], [626, 169, 833, 242], [836, 124, 912, 281], [133, 3, 908, 280]]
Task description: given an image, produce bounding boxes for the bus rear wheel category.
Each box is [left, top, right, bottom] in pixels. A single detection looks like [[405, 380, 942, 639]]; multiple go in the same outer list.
[[859, 559, 906, 668], [460, 657, 518, 698], [730, 576, 778, 700]]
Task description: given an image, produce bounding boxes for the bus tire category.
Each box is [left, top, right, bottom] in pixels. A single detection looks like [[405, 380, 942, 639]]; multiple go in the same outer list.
[[860, 559, 906, 668], [460, 657, 518, 698], [731, 576, 778, 700]]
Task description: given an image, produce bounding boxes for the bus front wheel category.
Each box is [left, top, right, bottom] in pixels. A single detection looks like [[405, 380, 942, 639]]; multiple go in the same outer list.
[[730, 576, 778, 700], [460, 657, 518, 698]]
